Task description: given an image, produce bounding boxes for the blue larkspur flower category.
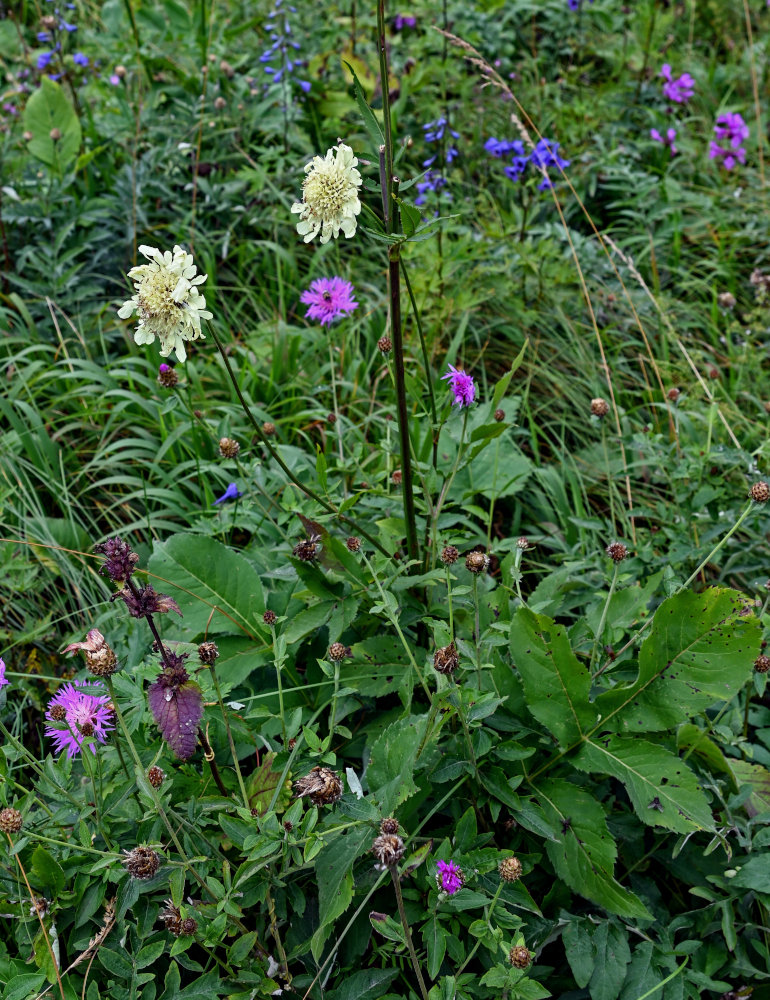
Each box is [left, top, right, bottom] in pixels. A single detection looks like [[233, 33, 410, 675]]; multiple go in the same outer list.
[[214, 483, 242, 505]]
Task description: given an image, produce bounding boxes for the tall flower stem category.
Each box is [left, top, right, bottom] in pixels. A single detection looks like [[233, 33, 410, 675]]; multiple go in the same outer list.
[[206, 321, 388, 558], [472, 575, 483, 690], [429, 409, 468, 572], [390, 866, 429, 1000], [269, 621, 288, 744], [377, 0, 419, 566], [400, 259, 438, 467], [209, 662, 250, 810]]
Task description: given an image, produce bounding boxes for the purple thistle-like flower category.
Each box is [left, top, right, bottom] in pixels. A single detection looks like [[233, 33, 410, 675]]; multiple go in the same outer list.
[[660, 64, 695, 104], [300, 277, 358, 326], [442, 364, 476, 407], [213, 482, 243, 505], [436, 859, 463, 895], [651, 127, 677, 155], [0, 658, 8, 687], [44, 680, 114, 758]]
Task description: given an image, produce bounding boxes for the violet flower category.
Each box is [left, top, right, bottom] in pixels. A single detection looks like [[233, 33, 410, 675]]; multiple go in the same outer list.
[[0, 658, 8, 687], [300, 277, 358, 326], [436, 859, 463, 894], [44, 680, 114, 758], [214, 482, 242, 505], [442, 364, 476, 407], [393, 14, 417, 30], [660, 64, 695, 104], [709, 112, 749, 170], [651, 127, 677, 155]]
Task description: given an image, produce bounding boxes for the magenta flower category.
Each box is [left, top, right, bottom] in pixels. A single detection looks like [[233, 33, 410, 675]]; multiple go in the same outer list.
[[659, 64, 694, 104], [714, 112, 749, 149], [300, 277, 358, 327], [442, 364, 476, 407], [709, 141, 746, 170], [44, 680, 114, 758], [650, 127, 677, 155], [0, 658, 8, 687], [436, 859, 463, 894]]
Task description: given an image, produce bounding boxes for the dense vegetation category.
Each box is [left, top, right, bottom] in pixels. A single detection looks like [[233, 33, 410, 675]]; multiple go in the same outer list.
[[1, 1, 770, 998]]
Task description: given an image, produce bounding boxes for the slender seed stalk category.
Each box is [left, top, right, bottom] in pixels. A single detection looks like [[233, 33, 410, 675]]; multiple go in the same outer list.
[[472, 575, 483, 690], [590, 560, 620, 674], [390, 866, 429, 1000], [208, 662, 250, 809], [270, 622, 288, 744], [206, 321, 388, 557]]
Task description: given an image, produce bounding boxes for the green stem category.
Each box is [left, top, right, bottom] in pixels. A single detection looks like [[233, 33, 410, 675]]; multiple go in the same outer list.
[[400, 259, 438, 466], [209, 662, 250, 810], [472, 575, 482, 690], [206, 321, 388, 557], [456, 881, 504, 976], [22, 830, 114, 858], [590, 560, 620, 674], [390, 866, 429, 1000], [80, 743, 113, 850], [329, 657, 341, 733], [270, 623, 287, 745], [446, 565, 454, 640], [430, 409, 469, 573]]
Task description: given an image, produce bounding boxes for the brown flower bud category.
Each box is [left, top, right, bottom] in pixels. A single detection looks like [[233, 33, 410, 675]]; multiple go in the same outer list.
[[328, 642, 347, 662], [516, 536, 529, 550], [327, 412, 337, 425], [754, 655, 770, 673], [198, 641, 219, 664], [214, 96, 226, 110], [293, 766, 343, 806], [606, 541, 628, 562], [667, 387, 680, 401], [49, 128, 61, 141], [441, 545, 459, 565], [262, 421, 276, 436], [159, 899, 197, 936], [63, 629, 118, 677], [122, 846, 161, 880], [377, 336, 392, 354], [292, 537, 319, 562], [391, 470, 402, 486], [158, 365, 179, 387], [0, 808, 23, 834], [379, 817, 399, 835], [371, 833, 405, 867], [498, 856, 523, 882], [218, 437, 240, 459], [147, 765, 166, 788], [590, 397, 609, 417], [750, 481, 770, 503], [263, 609, 277, 625], [433, 642, 458, 675], [346, 536, 361, 552], [465, 551, 489, 574], [494, 408, 505, 422], [509, 945, 531, 969]]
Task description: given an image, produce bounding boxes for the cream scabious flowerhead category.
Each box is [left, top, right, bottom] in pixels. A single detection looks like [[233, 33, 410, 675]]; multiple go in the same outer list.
[[291, 143, 362, 244], [118, 245, 212, 363]]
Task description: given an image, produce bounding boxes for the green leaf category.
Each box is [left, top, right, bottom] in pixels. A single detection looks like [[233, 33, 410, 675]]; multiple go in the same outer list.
[[589, 922, 630, 1000], [573, 736, 714, 832], [31, 847, 65, 894], [492, 341, 528, 409], [369, 911, 405, 943], [532, 780, 650, 919], [677, 723, 738, 789], [136, 940, 166, 969], [563, 920, 594, 988], [730, 855, 770, 892], [2, 973, 47, 1000], [316, 446, 327, 492], [23, 77, 81, 170], [595, 589, 759, 733], [367, 714, 427, 812], [327, 969, 399, 1000], [730, 759, 770, 818], [398, 198, 422, 237], [510, 607, 597, 747], [148, 534, 266, 639], [342, 60, 384, 153], [99, 947, 134, 980], [480, 766, 523, 809], [313, 826, 371, 954], [422, 916, 448, 979]]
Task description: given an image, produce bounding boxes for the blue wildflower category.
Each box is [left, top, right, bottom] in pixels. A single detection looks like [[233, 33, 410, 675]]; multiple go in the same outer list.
[[214, 483, 242, 505], [259, 0, 309, 96], [60, 20, 77, 31], [73, 52, 89, 66], [37, 51, 54, 69]]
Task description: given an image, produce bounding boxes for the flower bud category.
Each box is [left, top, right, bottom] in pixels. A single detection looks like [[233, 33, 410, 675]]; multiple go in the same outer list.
[[123, 846, 161, 880], [590, 397, 609, 417], [0, 807, 23, 833]]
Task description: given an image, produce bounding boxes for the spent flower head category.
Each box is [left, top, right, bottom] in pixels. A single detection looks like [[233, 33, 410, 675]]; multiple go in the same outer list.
[[300, 277, 358, 326], [442, 364, 476, 407], [44, 680, 114, 758], [118, 245, 212, 363], [291, 143, 362, 244]]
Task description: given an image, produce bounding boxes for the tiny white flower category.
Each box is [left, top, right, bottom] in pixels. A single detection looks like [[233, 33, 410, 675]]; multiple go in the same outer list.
[[290, 143, 362, 244], [117, 245, 212, 363]]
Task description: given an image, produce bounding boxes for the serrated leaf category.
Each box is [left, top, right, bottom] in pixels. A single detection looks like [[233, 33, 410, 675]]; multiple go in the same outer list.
[[589, 922, 630, 1000], [563, 920, 594, 988], [31, 846, 65, 894], [147, 675, 203, 761], [312, 827, 371, 959], [326, 968, 399, 1000], [511, 607, 597, 747], [730, 759, 770, 817], [574, 736, 714, 832], [148, 534, 266, 639], [595, 588, 759, 733], [367, 714, 427, 812], [532, 780, 650, 919], [423, 915, 448, 979]]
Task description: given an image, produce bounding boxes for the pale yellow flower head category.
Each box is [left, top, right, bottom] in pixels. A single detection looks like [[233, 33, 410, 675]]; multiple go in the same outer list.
[[117, 245, 212, 363], [291, 143, 362, 244]]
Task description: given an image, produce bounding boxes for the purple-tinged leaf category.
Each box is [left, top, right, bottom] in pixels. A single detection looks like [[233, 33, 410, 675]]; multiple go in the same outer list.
[[148, 674, 202, 760]]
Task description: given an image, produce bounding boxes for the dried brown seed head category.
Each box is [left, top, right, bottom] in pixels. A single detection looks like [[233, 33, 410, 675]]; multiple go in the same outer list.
[[465, 551, 489, 574], [377, 335, 392, 354], [197, 641, 219, 664], [498, 856, 522, 882], [516, 536, 529, 550], [218, 437, 240, 459], [590, 397, 609, 417], [292, 537, 320, 562], [494, 408, 505, 422], [754, 655, 770, 673], [750, 481, 770, 503], [606, 541, 628, 562], [147, 765, 166, 788], [440, 545, 459, 565], [0, 808, 23, 834], [263, 610, 277, 625], [328, 642, 347, 662], [262, 421, 276, 436], [63, 629, 118, 677], [433, 642, 459, 675], [293, 766, 343, 806], [509, 945, 531, 969], [346, 536, 361, 553], [122, 846, 161, 880], [379, 817, 399, 835], [667, 387, 680, 401], [372, 833, 405, 868], [391, 470, 402, 486]]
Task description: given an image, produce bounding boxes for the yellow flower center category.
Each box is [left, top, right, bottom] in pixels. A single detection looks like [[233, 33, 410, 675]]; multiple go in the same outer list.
[[137, 270, 180, 322], [303, 163, 349, 219]]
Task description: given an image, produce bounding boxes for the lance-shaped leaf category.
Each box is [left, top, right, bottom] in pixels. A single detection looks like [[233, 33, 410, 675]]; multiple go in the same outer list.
[[510, 607, 597, 747], [526, 779, 650, 920], [574, 735, 714, 833], [595, 588, 759, 733], [148, 673, 203, 761]]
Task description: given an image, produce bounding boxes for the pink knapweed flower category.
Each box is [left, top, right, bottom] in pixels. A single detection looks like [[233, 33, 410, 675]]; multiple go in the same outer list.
[[0, 658, 8, 687], [436, 859, 463, 894], [659, 64, 695, 104], [442, 364, 476, 407], [44, 680, 114, 758], [300, 277, 358, 327], [650, 127, 677, 155]]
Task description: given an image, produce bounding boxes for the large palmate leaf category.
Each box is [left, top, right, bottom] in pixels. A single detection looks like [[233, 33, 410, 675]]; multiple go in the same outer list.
[[595, 588, 759, 733], [510, 607, 597, 747], [523, 780, 650, 919], [574, 736, 714, 833], [148, 534, 266, 640]]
